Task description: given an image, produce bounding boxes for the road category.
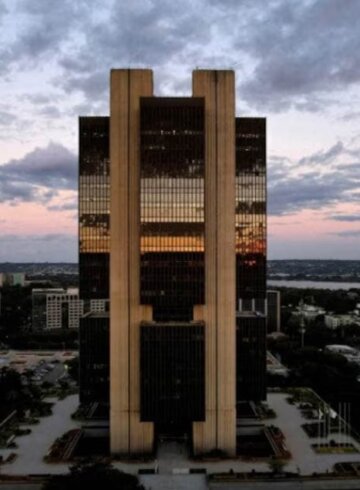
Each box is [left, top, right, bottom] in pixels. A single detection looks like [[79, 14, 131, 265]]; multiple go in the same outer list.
[[210, 479, 360, 490]]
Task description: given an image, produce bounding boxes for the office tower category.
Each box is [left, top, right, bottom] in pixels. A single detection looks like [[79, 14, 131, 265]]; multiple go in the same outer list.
[[79, 68, 266, 456], [79, 117, 110, 407]]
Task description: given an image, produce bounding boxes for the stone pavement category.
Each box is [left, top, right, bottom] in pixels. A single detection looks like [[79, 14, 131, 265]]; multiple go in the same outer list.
[[266, 392, 360, 475], [2, 391, 360, 483], [0, 395, 80, 475], [140, 474, 207, 490], [209, 479, 360, 490]]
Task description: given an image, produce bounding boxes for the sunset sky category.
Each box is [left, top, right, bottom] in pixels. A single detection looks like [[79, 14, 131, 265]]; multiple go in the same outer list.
[[1, 0, 360, 261]]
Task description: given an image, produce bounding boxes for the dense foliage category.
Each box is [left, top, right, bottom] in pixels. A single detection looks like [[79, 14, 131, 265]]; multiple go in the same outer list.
[[42, 462, 144, 490]]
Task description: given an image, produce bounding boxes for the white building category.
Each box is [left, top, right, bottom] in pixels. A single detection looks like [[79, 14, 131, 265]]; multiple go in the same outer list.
[[292, 302, 325, 321], [32, 288, 108, 330], [32, 288, 83, 330], [46, 288, 83, 330], [325, 314, 354, 330]]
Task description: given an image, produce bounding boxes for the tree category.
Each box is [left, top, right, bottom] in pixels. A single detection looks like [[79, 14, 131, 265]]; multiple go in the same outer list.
[[42, 462, 144, 490], [268, 457, 286, 474], [66, 357, 79, 383]]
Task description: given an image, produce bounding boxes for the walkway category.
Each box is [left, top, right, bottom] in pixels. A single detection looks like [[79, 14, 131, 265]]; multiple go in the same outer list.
[[0, 395, 80, 475], [266, 392, 360, 475]]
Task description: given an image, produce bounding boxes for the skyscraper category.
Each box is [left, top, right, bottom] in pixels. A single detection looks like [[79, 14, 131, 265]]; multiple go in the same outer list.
[[79, 69, 266, 457]]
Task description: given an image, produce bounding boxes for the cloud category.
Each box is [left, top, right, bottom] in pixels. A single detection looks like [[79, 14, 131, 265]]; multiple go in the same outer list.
[[0, 142, 77, 204], [328, 214, 360, 222], [56, 0, 213, 101], [329, 230, 360, 237], [48, 201, 77, 212], [38, 105, 61, 118], [0, 110, 17, 125], [298, 142, 345, 166], [341, 111, 360, 122], [0, 0, 83, 72], [238, 0, 360, 110], [269, 140, 360, 215], [0, 233, 77, 261], [1, 0, 360, 116]]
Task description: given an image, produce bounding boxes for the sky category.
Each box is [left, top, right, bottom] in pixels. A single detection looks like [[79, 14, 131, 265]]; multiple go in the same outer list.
[[0, 0, 360, 261]]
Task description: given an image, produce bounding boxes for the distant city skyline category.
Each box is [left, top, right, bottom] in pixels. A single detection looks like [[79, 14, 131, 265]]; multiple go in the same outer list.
[[0, 0, 360, 261]]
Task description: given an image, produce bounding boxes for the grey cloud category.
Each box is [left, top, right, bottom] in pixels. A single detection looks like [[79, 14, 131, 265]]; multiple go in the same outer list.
[[0, 110, 17, 125], [298, 142, 345, 166], [0, 180, 36, 204], [2, 0, 360, 115], [269, 140, 360, 215], [61, 71, 108, 100], [0, 0, 7, 19], [269, 176, 350, 216], [0, 233, 77, 261], [1, 142, 77, 189], [38, 105, 61, 118], [48, 201, 77, 212], [329, 214, 360, 222], [341, 111, 360, 122], [24, 94, 54, 104], [0, 0, 87, 72], [55, 0, 213, 101], [0, 142, 77, 204], [329, 230, 360, 237], [239, 0, 360, 110]]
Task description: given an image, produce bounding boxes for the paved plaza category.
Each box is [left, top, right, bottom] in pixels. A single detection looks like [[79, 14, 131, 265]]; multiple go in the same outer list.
[[266, 392, 360, 475], [0, 395, 80, 475], [1, 391, 360, 487]]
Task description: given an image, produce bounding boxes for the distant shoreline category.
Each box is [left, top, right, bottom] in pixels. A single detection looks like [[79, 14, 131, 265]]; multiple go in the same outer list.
[[268, 279, 360, 290]]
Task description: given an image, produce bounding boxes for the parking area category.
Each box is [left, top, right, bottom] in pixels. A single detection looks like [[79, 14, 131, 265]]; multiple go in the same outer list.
[[0, 350, 76, 384]]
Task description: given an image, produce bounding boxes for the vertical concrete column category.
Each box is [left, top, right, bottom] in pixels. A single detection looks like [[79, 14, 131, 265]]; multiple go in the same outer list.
[[192, 71, 217, 453], [128, 71, 154, 453], [192, 70, 236, 456], [215, 71, 236, 454], [110, 69, 154, 455]]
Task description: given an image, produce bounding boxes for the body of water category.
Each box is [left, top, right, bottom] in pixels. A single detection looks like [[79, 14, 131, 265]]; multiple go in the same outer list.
[[268, 280, 360, 290]]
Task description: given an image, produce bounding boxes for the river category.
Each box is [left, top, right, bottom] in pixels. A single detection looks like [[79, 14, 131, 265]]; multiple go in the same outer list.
[[267, 280, 360, 290]]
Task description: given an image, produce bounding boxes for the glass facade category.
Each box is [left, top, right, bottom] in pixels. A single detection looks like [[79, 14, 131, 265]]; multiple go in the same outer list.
[[140, 98, 205, 321], [79, 117, 110, 302], [235, 118, 267, 403], [78, 104, 267, 416], [140, 323, 205, 424], [236, 314, 266, 402], [235, 118, 266, 304], [79, 313, 109, 405]]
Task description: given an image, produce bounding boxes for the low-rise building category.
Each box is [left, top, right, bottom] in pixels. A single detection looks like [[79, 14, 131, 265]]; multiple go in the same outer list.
[[292, 302, 325, 321], [324, 314, 354, 330], [32, 288, 83, 331], [0, 272, 26, 287]]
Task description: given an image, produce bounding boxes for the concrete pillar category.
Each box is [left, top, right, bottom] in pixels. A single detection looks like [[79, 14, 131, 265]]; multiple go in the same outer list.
[[110, 69, 154, 455], [192, 70, 236, 456]]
